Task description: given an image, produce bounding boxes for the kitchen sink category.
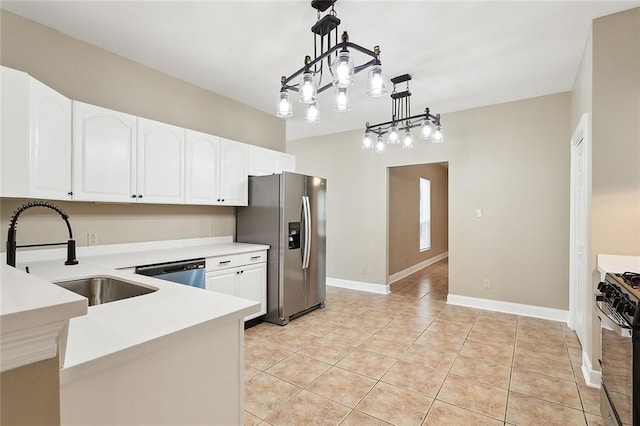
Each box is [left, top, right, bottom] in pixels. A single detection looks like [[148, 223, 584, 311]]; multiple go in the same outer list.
[[54, 276, 158, 306]]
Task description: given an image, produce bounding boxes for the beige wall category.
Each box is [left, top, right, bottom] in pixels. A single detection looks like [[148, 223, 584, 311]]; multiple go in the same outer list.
[[448, 93, 571, 309], [584, 7, 640, 370], [388, 164, 448, 275], [1, 356, 61, 426], [289, 92, 571, 311], [0, 11, 285, 246], [0, 198, 235, 247]]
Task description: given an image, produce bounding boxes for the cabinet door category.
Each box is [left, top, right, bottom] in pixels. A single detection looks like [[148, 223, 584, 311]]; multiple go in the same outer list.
[[218, 138, 248, 206], [73, 101, 137, 202], [29, 78, 72, 200], [1, 67, 30, 197], [137, 118, 185, 204], [274, 153, 296, 174], [237, 263, 266, 320], [248, 146, 275, 176], [185, 130, 220, 205], [206, 269, 237, 296]]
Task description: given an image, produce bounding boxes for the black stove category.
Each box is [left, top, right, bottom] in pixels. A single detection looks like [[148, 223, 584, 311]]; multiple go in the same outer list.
[[597, 272, 639, 326], [596, 271, 640, 426], [620, 272, 640, 289]]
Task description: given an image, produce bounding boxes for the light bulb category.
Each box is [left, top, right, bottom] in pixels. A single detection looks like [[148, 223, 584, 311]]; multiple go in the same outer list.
[[304, 101, 319, 123], [276, 91, 292, 118], [332, 50, 354, 88], [375, 135, 385, 152], [299, 71, 316, 104], [420, 120, 434, 139], [367, 64, 387, 97], [387, 125, 400, 144], [333, 87, 350, 112], [432, 124, 444, 143], [362, 132, 373, 149], [402, 129, 413, 148]]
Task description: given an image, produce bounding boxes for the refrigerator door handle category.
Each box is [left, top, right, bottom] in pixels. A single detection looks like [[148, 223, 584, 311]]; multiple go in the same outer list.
[[302, 195, 311, 269]]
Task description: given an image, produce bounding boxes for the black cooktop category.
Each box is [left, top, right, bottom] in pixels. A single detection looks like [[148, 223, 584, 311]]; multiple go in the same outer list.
[[618, 272, 640, 289]]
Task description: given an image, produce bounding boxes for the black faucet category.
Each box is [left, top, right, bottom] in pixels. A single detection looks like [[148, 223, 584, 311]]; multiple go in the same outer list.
[[6, 201, 79, 267]]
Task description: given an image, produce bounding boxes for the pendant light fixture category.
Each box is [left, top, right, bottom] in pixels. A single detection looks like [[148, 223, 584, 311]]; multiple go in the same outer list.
[[362, 74, 444, 150], [277, 0, 386, 123]]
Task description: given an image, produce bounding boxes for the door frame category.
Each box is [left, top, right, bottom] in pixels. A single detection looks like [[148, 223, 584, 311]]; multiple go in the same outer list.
[[568, 113, 591, 348]]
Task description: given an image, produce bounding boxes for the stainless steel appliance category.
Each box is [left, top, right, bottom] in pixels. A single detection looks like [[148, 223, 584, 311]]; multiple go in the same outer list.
[[135, 258, 206, 289], [236, 172, 326, 325], [596, 272, 640, 426]]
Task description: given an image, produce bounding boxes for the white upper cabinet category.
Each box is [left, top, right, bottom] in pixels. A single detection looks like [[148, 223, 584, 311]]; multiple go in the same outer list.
[[72, 101, 137, 202], [219, 138, 248, 206], [137, 118, 185, 204], [248, 146, 275, 176], [1, 66, 72, 200], [185, 132, 248, 206], [185, 129, 220, 205], [248, 145, 296, 176], [274, 152, 296, 174]]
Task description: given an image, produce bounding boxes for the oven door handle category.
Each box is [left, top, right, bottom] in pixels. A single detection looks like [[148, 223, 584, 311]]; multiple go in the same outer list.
[[596, 303, 633, 338]]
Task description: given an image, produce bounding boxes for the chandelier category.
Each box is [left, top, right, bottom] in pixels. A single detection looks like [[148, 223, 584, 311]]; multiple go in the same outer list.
[[276, 0, 386, 123], [362, 74, 444, 152]]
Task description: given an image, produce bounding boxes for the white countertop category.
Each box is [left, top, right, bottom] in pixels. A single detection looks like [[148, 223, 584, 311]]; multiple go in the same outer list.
[[597, 254, 640, 276], [4, 237, 268, 382]]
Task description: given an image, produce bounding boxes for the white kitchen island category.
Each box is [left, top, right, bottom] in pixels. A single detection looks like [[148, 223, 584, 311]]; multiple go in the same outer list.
[[7, 237, 266, 425]]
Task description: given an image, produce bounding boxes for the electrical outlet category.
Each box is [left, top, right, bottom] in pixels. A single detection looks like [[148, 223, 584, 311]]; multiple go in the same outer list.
[[483, 278, 491, 289], [87, 232, 98, 246], [209, 227, 215, 237]]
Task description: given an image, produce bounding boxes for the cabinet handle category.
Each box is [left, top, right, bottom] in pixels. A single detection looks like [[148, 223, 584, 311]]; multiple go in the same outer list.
[[240, 270, 244, 274], [131, 194, 137, 198], [67, 191, 73, 196], [219, 260, 231, 265], [236, 271, 240, 275], [250, 255, 261, 260], [221, 199, 225, 202], [138, 194, 143, 199], [217, 199, 221, 202]]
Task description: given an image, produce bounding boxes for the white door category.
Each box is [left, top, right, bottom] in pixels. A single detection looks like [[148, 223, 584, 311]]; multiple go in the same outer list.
[[29, 78, 72, 200], [248, 146, 275, 176], [137, 118, 185, 204], [569, 114, 589, 348], [185, 130, 220, 205], [206, 269, 237, 296], [218, 138, 248, 205], [73, 102, 137, 202], [237, 263, 266, 320]]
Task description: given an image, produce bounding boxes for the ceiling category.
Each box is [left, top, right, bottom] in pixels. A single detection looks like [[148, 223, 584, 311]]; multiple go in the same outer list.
[[3, 1, 639, 141]]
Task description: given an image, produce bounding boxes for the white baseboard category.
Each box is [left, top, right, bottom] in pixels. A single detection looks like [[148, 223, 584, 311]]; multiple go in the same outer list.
[[447, 294, 569, 323], [388, 252, 449, 284], [327, 277, 389, 295], [581, 352, 601, 389]]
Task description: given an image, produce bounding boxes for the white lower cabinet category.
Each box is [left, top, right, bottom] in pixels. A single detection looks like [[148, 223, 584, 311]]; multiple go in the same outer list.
[[206, 252, 266, 321]]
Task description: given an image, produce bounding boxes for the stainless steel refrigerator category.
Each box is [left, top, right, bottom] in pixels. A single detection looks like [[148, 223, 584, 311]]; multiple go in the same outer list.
[[236, 172, 326, 325]]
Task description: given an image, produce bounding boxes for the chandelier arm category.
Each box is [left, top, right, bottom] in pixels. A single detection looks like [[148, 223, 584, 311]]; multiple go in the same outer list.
[[281, 40, 378, 89], [367, 112, 435, 132]]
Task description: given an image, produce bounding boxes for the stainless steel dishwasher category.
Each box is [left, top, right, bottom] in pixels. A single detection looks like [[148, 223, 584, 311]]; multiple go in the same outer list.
[[135, 258, 206, 289]]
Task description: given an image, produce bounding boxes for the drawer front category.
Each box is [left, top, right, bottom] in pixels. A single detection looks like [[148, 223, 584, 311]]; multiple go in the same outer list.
[[206, 254, 240, 271], [239, 250, 267, 265]]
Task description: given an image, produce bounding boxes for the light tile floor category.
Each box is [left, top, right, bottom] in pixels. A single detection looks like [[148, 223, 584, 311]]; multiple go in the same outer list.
[[243, 259, 603, 425]]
